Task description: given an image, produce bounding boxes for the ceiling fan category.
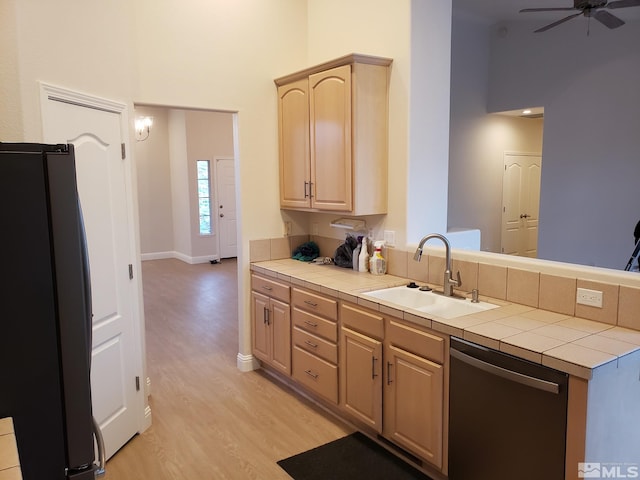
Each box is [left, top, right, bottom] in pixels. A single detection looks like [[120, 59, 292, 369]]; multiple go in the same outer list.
[[520, 0, 640, 33]]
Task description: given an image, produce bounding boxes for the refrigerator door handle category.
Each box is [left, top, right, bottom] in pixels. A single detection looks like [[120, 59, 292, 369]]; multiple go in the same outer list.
[[93, 416, 106, 476]]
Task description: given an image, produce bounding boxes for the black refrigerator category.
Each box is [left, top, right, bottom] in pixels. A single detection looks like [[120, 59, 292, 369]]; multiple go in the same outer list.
[[0, 143, 104, 479]]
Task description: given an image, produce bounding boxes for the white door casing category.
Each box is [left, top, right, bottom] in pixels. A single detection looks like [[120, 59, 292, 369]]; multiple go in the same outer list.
[[40, 83, 147, 459], [215, 157, 237, 258], [501, 153, 542, 258]]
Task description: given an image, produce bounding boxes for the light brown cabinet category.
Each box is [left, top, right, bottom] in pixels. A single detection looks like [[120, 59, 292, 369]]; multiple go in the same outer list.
[[275, 54, 391, 215], [291, 287, 339, 404], [249, 272, 448, 473], [384, 319, 446, 470], [339, 302, 448, 472], [251, 274, 291, 376], [339, 302, 384, 432], [384, 318, 447, 472]]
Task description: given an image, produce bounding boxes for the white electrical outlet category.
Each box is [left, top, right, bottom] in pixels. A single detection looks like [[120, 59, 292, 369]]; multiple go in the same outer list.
[[383, 230, 396, 247], [576, 288, 603, 308]]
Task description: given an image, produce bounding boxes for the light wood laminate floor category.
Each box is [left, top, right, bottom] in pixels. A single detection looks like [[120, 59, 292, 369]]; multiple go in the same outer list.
[[103, 258, 351, 480]]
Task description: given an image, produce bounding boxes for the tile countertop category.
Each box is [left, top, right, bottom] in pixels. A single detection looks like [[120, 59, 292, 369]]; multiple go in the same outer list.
[[0, 418, 22, 480], [251, 259, 640, 380]]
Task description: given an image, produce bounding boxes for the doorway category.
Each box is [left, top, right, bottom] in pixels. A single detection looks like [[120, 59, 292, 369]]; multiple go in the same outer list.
[[134, 106, 238, 263]]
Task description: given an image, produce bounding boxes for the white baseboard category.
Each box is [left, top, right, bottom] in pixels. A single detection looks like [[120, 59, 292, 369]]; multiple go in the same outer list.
[[140, 251, 174, 261], [237, 352, 260, 372], [141, 404, 152, 432], [141, 251, 220, 265]]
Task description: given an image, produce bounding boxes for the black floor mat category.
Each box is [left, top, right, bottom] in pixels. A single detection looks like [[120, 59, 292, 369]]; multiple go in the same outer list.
[[277, 431, 433, 480]]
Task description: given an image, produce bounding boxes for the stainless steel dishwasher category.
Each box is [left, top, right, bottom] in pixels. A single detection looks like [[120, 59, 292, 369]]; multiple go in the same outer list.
[[449, 337, 568, 480]]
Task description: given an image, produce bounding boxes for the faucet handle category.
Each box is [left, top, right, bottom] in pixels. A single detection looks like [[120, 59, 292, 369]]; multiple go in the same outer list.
[[454, 271, 462, 289]]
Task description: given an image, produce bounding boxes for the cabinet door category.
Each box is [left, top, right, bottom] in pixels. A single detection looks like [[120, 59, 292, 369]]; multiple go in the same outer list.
[[340, 326, 382, 432], [251, 291, 271, 363], [270, 298, 291, 376], [278, 79, 311, 209], [309, 65, 352, 211], [383, 345, 444, 469]]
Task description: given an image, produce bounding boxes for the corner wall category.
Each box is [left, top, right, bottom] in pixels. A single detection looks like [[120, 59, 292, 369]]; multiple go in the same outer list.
[[134, 106, 174, 257]]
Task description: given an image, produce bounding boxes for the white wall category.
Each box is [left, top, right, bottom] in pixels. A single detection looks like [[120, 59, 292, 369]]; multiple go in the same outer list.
[[169, 111, 192, 258], [134, 106, 174, 257], [0, 1, 22, 141], [406, 0, 452, 243], [488, 19, 640, 268], [10, 0, 138, 141]]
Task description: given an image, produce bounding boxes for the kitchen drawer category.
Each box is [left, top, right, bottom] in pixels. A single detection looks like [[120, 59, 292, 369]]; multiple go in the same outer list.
[[292, 346, 338, 404], [292, 288, 337, 321], [293, 326, 338, 364], [251, 274, 290, 303], [340, 302, 384, 340], [293, 307, 338, 342], [387, 318, 444, 364]]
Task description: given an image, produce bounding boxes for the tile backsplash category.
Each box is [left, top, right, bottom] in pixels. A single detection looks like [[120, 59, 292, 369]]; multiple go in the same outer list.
[[250, 235, 640, 332]]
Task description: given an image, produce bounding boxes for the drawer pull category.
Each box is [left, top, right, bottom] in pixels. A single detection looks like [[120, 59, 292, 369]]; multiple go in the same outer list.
[[304, 340, 318, 349], [372, 357, 378, 379], [387, 361, 393, 384], [304, 320, 318, 328], [264, 307, 270, 325], [304, 300, 318, 308], [262, 285, 273, 291], [304, 369, 319, 380]]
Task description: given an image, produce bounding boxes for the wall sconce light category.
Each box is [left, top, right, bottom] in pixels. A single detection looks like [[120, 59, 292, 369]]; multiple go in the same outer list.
[[135, 116, 153, 141]]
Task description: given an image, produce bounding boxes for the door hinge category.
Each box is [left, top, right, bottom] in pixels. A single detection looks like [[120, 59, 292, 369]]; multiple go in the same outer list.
[[135, 376, 140, 392], [128, 264, 134, 280], [121, 143, 126, 160]]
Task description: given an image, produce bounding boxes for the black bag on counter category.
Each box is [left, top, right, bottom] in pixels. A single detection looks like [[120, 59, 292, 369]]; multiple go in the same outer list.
[[333, 235, 358, 268]]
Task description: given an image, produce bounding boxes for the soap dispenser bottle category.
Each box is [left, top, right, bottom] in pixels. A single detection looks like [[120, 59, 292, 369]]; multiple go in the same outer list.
[[358, 236, 369, 272], [369, 241, 387, 275]]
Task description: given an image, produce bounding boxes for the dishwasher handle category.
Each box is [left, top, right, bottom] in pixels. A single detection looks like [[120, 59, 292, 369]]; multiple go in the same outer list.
[[451, 348, 560, 394]]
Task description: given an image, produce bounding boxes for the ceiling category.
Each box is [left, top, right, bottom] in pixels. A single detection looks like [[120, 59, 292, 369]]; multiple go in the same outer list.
[[453, 0, 640, 23]]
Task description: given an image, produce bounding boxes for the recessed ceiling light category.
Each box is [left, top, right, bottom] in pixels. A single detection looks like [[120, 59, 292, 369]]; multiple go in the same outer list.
[[522, 109, 532, 115]]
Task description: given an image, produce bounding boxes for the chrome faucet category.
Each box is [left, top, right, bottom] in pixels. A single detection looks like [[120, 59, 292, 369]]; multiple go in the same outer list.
[[413, 233, 461, 297]]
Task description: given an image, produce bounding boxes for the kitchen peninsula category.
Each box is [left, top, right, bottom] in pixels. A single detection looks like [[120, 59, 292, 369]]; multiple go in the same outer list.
[[249, 236, 640, 480]]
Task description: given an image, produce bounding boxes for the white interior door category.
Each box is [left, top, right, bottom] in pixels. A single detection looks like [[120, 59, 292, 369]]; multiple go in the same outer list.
[[216, 157, 237, 258], [40, 85, 143, 459], [501, 153, 542, 257]]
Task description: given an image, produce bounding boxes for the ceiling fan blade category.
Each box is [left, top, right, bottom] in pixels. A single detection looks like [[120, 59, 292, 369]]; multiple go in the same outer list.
[[520, 7, 577, 12], [606, 0, 640, 8], [534, 12, 583, 32], [592, 9, 626, 27]]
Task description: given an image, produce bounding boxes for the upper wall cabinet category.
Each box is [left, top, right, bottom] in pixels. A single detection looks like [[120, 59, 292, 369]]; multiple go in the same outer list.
[[275, 54, 392, 215]]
